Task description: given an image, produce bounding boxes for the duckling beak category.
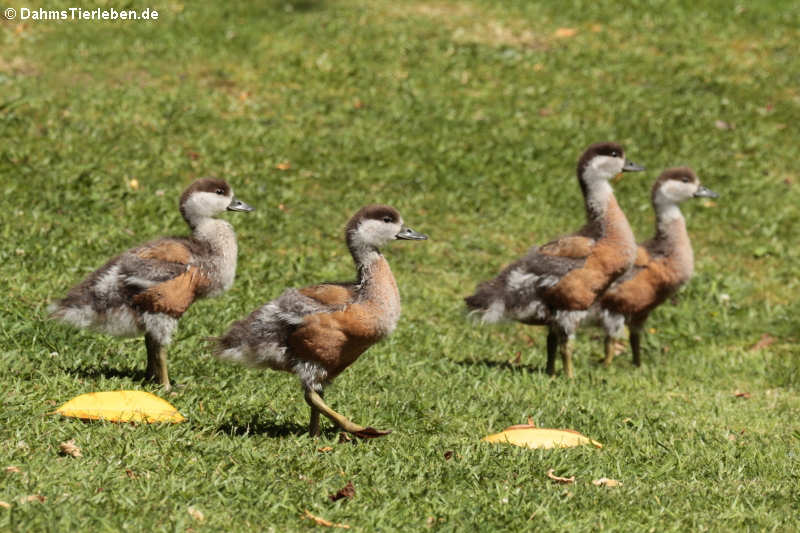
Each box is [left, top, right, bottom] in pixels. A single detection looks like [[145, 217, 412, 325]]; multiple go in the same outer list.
[[227, 197, 254, 212], [622, 159, 645, 172], [693, 186, 719, 198], [613, 159, 645, 183], [396, 227, 428, 240]]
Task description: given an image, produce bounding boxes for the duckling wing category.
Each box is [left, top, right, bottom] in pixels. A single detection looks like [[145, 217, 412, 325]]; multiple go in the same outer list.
[[122, 240, 211, 317], [538, 236, 596, 259], [297, 283, 357, 309]]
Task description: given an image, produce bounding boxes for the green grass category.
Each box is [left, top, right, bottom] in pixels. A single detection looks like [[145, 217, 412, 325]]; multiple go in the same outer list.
[[2, 0, 799, 530]]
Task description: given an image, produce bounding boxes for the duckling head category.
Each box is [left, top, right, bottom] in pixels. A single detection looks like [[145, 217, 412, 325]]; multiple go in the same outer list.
[[179, 178, 253, 225], [652, 167, 719, 207], [345, 205, 427, 260], [578, 142, 645, 185]]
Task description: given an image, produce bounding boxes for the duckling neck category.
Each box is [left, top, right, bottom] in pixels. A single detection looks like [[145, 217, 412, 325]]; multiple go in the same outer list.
[[583, 180, 614, 223], [353, 249, 401, 336], [191, 216, 238, 294], [654, 203, 694, 280]]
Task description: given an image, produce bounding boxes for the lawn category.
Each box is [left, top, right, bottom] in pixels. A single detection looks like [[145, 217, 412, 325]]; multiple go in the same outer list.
[[1, 0, 799, 530]]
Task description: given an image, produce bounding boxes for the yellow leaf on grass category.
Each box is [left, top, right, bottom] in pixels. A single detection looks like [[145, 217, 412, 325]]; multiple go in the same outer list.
[[54, 391, 186, 423], [483, 424, 602, 449]]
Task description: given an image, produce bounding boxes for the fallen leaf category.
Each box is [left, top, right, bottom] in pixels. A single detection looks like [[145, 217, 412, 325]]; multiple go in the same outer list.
[[546, 469, 575, 484], [4, 466, 21, 474], [188, 507, 205, 523], [59, 439, 82, 458], [443, 450, 454, 460], [0, 501, 10, 509], [734, 391, 751, 399], [53, 390, 186, 423], [278, 203, 288, 212], [483, 424, 602, 449], [749, 333, 775, 351], [275, 161, 291, 171], [508, 352, 522, 365], [318, 446, 334, 453], [328, 481, 355, 502], [303, 510, 350, 529], [125, 469, 137, 479], [592, 478, 622, 487], [20, 494, 46, 504], [554, 27, 577, 38]]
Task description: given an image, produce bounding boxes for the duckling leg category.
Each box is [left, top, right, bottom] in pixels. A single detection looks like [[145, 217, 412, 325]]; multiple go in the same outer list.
[[308, 395, 321, 437], [630, 330, 642, 367], [144, 334, 171, 391], [546, 330, 558, 375], [303, 388, 391, 439], [560, 336, 574, 379], [602, 336, 616, 367]]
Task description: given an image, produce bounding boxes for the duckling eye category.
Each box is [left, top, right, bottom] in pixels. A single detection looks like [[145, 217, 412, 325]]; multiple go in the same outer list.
[[215, 188, 225, 195], [610, 151, 619, 158], [382, 216, 392, 223], [681, 177, 690, 183]]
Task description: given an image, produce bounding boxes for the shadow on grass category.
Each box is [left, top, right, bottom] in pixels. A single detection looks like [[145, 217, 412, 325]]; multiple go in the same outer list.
[[61, 364, 147, 382], [215, 416, 309, 438], [453, 358, 545, 374]]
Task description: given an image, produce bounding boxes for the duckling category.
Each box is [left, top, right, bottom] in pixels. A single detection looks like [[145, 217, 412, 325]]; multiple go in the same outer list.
[[49, 178, 253, 390], [214, 205, 427, 438], [465, 142, 644, 378], [593, 167, 718, 367]]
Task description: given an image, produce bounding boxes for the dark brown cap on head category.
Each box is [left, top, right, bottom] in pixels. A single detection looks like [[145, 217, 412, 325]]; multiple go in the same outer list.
[[345, 205, 402, 237], [577, 141, 625, 176], [652, 167, 698, 201], [180, 178, 231, 206]]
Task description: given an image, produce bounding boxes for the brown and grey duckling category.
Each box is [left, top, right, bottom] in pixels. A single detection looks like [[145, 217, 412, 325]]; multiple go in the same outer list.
[[214, 205, 427, 438], [591, 167, 718, 367], [49, 178, 253, 390], [465, 142, 644, 378]]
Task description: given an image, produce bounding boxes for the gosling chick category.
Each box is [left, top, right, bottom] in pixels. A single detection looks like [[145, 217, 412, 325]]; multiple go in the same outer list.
[[49, 178, 253, 390], [465, 142, 644, 377], [214, 205, 427, 438], [594, 167, 718, 367]]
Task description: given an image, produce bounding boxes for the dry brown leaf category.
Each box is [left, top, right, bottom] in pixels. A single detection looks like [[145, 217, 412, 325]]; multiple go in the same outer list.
[[187, 507, 205, 523], [554, 27, 577, 38], [443, 450, 454, 461], [125, 469, 137, 479], [328, 481, 355, 502], [275, 161, 291, 171], [0, 501, 10, 509], [318, 446, 334, 453], [546, 469, 575, 484], [4, 466, 21, 474], [59, 439, 82, 458], [734, 391, 751, 399], [749, 333, 775, 351], [508, 352, 522, 365], [593, 478, 622, 487], [20, 494, 46, 504], [303, 510, 350, 529]]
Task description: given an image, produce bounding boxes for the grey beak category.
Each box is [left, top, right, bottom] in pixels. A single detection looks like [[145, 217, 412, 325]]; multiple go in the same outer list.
[[622, 159, 646, 172], [693, 186, 719, 199], [227, 197, 254, 212], [396, 227, 428, 240]]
